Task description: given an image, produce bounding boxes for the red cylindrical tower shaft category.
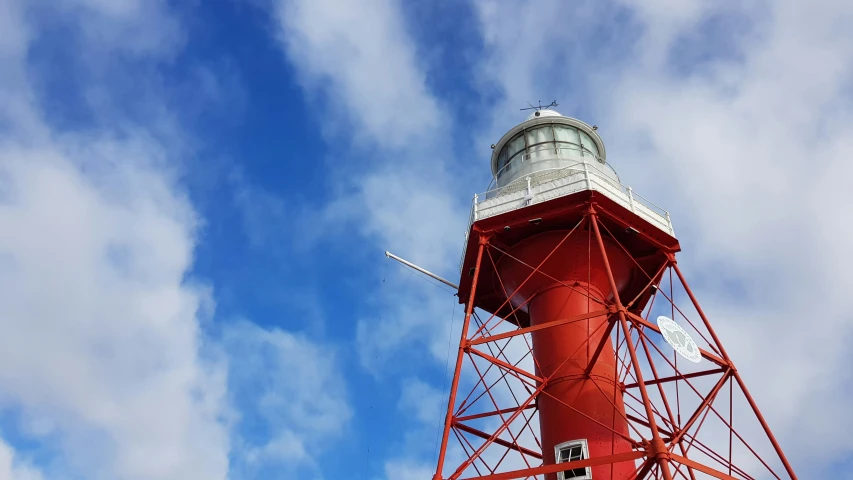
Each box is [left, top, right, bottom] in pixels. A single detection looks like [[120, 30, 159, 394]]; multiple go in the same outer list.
[[498, 229, 637, 479]]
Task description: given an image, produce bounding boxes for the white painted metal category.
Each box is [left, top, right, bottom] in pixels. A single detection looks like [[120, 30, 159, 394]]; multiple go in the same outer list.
[[458, 162, 674, 271], [656, 316, 702, 364], [385, 251, 459, 290], [458, 111, 675, 272], [526, 109, 563, 121]]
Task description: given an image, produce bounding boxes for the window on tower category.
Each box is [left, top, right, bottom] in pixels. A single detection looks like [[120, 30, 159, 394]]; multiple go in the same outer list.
[[555, 439, 592, 480], [553, 124, 581, 149], [578, 130, 600, 158], [526, 125, 554, 147]]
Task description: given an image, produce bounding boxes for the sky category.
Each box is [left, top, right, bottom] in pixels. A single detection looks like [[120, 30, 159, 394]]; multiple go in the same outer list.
[[0, 0, 852, 479]]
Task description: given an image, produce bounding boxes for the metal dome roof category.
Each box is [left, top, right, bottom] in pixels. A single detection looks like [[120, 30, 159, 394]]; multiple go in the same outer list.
[[525, 109, 563, 121]]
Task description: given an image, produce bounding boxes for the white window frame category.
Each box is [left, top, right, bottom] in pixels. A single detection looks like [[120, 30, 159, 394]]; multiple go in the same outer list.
[[554, 439, 592, 480]]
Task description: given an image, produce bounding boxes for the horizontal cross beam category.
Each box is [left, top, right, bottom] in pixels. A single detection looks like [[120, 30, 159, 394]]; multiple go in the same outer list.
[[624, 368, 726, 389], [460, 450, 645, 480], [467, 347, 544, 384], [670, 454, 738, 480], [456, 405, 536, 423], [453, 423, 542, 460], [469, 309, 609, 346]]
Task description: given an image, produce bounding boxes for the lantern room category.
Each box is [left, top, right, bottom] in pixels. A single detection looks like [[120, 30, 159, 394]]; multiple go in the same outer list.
[[491, 110, 619, 189]]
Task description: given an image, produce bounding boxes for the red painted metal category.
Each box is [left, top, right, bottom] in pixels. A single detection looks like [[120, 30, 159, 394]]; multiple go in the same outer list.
[[670, 262, 798, 480], [590, 212, 674, 480], [431, 185, 797, 479], [434, 238, 488, 480], [495, 228, 636, 479]]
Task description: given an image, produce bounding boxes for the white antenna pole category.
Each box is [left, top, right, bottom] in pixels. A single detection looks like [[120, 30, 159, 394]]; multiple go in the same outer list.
[[385, 251, 459, 290]]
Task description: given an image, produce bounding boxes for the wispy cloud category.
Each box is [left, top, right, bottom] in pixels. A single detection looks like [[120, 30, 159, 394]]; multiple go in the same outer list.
[[0, 4, 235, 479], [223, 320, 350, 477], [273, 0, 444, 149], [261, 2, 477, 478], [268, 0, 466, 376], [0, 127, 230, 480], [52, 0, 184, 58], [380, 459, 435, 480], [0, 1, 346, 478], [0, 437, 44, 480], [229, 169, 289, 249]]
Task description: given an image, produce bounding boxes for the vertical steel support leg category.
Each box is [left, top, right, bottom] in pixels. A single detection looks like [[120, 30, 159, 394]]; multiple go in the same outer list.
[[591, 213, 674, 480], [434, 236, 489, 480], [637, 333, 698, 480], [671, 261, 798, 480]]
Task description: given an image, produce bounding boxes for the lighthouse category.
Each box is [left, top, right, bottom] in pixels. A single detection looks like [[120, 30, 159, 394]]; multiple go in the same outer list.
[[431, 109, 797, 479]]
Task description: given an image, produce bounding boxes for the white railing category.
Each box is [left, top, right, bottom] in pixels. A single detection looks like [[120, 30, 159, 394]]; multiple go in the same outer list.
[[458, 165, 674, 272]]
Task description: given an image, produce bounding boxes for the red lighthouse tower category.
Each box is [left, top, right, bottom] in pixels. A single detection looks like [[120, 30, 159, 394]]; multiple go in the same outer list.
[[432, 110, 798, 479]]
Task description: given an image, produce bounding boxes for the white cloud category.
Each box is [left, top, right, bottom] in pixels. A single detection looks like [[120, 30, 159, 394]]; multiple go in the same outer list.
[[243, 430, 308, 465], [229, 169, 289, 249], [336, 167, 464, 269], [223, 321, 351, 473], [266, 4, 482, 478], [0, 437, 44, 480], [392, 377, 446, 467], [0, 138, 230, 480], [355, 277, 460, 374], [273, 0, 443, 149], [57, 0, 184, 58], [398, 378, 444, 425], [269, 0, 465, 373], [1, 1, 357, 480], [0, 2, 229, 479], [381, 459, 434, 480], [0, 0, 47, 142]]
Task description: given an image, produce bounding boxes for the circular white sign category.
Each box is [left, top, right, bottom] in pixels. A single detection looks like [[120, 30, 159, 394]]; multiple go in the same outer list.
[[656, 316, 701, 364]]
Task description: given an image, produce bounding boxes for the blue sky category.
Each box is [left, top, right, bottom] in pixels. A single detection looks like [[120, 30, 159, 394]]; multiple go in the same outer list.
[[1, 0, 853, 479]]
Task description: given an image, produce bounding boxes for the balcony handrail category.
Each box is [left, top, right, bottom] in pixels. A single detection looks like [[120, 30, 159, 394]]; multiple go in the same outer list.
[[479, 165, 668, 217], [459, 165, 674, 272]]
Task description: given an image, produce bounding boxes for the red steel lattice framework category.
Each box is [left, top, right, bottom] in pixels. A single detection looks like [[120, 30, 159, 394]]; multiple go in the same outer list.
[[432, 190, 798, 480]]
